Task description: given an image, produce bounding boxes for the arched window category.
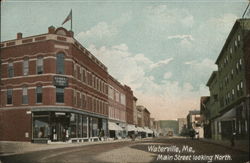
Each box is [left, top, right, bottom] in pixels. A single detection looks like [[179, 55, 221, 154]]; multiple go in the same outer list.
[[56, 53, 64, 74]]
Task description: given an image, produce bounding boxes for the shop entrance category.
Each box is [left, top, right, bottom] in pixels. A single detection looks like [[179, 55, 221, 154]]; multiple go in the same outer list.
[[51, 113, 69, 142]]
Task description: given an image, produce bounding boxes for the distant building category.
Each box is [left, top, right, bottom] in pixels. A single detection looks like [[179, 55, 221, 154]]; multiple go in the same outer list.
[[158, 120, 178, 136], [177, 118, 187, 135], [200, 96, 211, 138], [187, 110, 203, 138]]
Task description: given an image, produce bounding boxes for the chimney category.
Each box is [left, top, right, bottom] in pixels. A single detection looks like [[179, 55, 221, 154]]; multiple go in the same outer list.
[[48, 26, 55, 34], [69, 30, 74, 37], [17, 32, 22, 39]]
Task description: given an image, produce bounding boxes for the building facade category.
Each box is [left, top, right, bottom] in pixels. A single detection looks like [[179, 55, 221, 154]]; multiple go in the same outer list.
[[0, 27, 110, 142], [204, 19, 250, 140], [107, 75, 126, 139]]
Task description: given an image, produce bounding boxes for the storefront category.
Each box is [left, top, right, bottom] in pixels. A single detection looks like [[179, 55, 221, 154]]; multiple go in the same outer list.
[[32, 109, 108, 143]]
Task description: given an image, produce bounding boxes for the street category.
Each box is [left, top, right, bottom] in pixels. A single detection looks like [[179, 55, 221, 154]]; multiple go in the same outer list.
[[0, 137, 249, 163]]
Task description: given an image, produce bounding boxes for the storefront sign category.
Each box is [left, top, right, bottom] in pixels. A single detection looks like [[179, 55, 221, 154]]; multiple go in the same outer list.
[[54, 76, 68, 87]]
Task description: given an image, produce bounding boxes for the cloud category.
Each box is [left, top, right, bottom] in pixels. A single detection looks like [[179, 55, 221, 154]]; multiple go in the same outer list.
[[163, 72, 172, 79], [144, 5, 195, 31], [150, 58, 173, 69], [168, 34, 194, 41], [76, 22, 117, 40], [88, 44, 209, 120], [184, 58, 217, 70], [76, 12, 131, 42]]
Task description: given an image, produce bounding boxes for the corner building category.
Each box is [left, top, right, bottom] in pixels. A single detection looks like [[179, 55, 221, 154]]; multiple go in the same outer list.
[[0, 27, 109, 143]]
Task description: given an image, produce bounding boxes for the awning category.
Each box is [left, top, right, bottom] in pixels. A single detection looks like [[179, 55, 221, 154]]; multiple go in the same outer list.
[[108, 122, 123, 131], [136, 127, 146, 132], [144, 127, 153, 134], [217, 108, 236, 121], [127, 125, 136, 131]]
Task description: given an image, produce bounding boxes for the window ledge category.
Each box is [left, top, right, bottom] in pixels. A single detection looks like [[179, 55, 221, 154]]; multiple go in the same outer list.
[[6, 104, 13, 106], [55, 103, 65, 105]]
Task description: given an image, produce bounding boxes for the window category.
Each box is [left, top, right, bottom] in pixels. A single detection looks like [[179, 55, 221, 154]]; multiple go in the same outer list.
[[238, 35, 241, 41], [231, 89, 235, 100], [36, 86, 42, 103], [234, 40, 238, 47], [33, 116, 49, 138], [115, 91, 120, 102], [7, 88, 13, 105], [56, 53, 64, 74], [8, 62, 14, 78], [37, 57, 43, 74], [22, 87, 28, 104], [239, 59, 242, 70], [74, 90, 77, 106], [56, 87, 64, 103], [82, 68, 86, 83], [23, 59, 29, 76], [74, 64, 77, 78]]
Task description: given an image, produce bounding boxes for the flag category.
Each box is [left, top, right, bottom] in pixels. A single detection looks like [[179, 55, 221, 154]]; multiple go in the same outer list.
[[62, 10, 72, 25]]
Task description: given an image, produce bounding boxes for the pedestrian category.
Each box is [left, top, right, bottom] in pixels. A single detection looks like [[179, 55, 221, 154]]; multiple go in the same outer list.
[[231, 132, 236, 147]]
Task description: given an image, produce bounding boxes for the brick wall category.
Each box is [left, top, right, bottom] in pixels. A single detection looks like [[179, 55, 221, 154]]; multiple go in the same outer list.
[[0, 109, 32, 141]]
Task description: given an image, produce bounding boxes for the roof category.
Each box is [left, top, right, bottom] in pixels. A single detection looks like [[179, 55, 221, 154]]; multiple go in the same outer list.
[[215, 18, 250, 64]]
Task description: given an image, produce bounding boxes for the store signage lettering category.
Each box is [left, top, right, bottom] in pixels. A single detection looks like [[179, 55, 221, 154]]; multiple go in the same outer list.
[[54, 76, 68, 87]]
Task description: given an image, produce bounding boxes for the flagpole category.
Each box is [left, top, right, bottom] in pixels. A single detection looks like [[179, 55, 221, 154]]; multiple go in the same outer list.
[[71, 9, 73, 31], [242, 1, 250, 18]]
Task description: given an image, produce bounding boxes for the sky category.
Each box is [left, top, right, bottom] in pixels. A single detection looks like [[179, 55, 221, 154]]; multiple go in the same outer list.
[[1, 0, 249, 120]]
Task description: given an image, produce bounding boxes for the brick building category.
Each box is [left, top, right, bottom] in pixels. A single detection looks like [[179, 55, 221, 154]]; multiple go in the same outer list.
[[0, 27, 109, 142], [107, 75, 126, 138]]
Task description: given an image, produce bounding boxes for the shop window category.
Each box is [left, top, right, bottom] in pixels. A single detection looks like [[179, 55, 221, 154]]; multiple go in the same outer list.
[[36, 86, 42, 103], [33, 116, 49, 138], [69, 113, 77, 138], [78, 115, 82, 138], [82, 115, 88, 138], [7, 88, 13, 105], [92, 117, 98, 137], [23, 59, 29, 76], [37, 57, 43, 74], [56, 87, 64, 103], [22, 87, 28, 104], [8, 62, 14, 78], [56, 53, 64, 74]]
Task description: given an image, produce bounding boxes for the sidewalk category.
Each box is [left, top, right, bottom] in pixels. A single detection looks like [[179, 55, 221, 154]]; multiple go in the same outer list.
[[0, 137, 153, 156], [199, 138, 249, 153]]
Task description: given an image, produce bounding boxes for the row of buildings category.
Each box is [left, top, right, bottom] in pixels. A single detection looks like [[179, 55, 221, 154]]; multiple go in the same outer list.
[[0, 26, 160, 143], [200, 18, 250, 140]]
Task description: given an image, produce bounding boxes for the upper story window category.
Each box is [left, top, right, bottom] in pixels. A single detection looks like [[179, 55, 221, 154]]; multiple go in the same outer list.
[[108, 86, 114, 99], [7, 88, 13, 105], [37, 57, 43, 74], [56, 87, 64, 103], [36, 86, 42, 103], [115, 91, 120, 103], [56, 53, 65, 74], [74, 64, 77, 78], [23, 59, 29, 76], [22, 87, 28, 104], [8, 62, 14, 78]]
